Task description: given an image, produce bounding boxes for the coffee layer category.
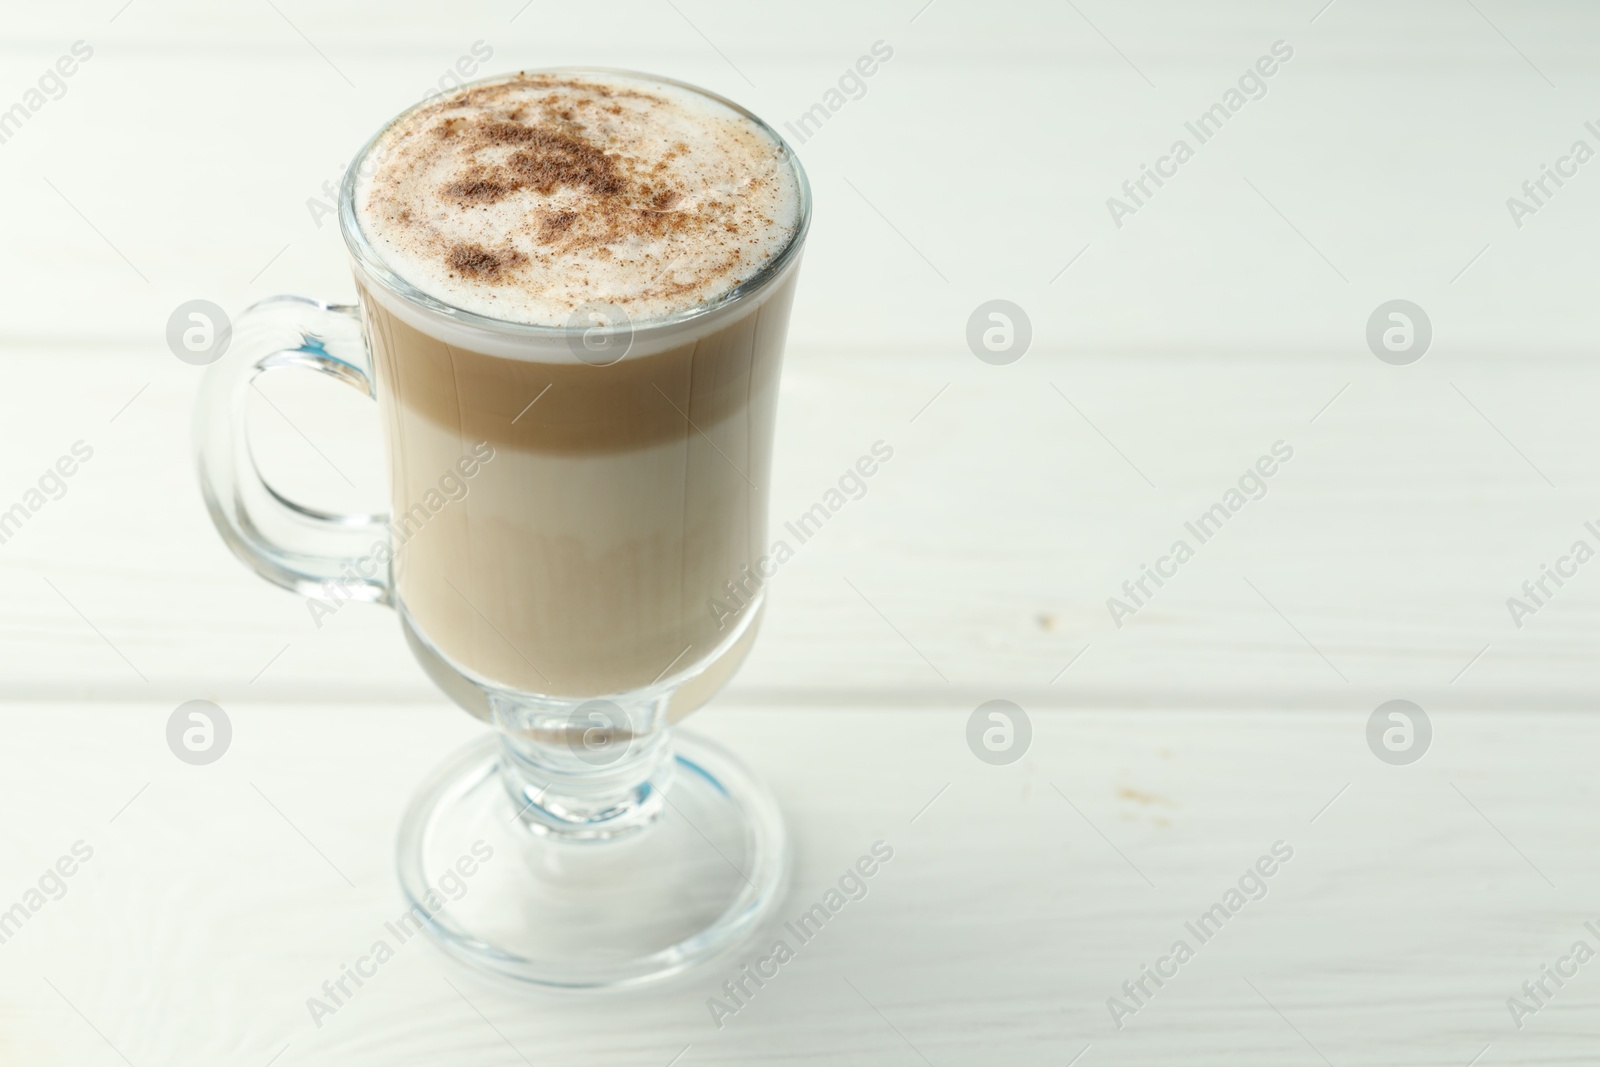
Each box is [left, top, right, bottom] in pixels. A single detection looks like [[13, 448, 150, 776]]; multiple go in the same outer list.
[[359, 272, 794, 455], [354, 71, 801, 327], [364, 272, 796, 697]]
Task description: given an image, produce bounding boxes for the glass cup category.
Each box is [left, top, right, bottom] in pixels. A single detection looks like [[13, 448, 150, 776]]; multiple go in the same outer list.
[[194, 70, 810, 988]]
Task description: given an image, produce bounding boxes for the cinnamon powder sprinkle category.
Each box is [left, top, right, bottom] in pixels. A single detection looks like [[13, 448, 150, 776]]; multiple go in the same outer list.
[[356, 72, 800, 321], [446, 243, 524, 279]]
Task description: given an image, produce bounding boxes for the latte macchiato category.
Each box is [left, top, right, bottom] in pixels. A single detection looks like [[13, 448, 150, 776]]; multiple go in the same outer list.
[[349, 71, 805, 704], [194, 68, 810, 984]]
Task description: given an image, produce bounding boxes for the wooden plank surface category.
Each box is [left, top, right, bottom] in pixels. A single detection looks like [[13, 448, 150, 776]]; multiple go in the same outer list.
[[0, 2, 1597, 708], [2, 344, 1599, 710], [4, 1, 1600, 1063], [3, 2, 1600, 357], [3, 703, 1597, 1065]]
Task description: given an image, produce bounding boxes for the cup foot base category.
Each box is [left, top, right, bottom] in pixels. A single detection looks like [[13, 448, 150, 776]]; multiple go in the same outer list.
[[395, 730, 788, 989]]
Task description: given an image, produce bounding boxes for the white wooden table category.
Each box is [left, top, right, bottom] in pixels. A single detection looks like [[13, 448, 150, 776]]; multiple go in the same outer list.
[[4, 1, 1600, 1063]]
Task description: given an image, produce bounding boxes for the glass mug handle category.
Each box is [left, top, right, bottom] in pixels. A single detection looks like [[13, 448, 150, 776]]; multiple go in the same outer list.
[[194, 295, 389, 604]]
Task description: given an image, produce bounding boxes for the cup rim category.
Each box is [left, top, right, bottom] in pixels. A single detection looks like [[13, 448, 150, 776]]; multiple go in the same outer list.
[[338, 67, 812, 341]]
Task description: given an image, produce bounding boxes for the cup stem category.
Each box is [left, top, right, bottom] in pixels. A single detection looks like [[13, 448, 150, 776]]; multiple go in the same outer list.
[[490, 694, 675, 841]]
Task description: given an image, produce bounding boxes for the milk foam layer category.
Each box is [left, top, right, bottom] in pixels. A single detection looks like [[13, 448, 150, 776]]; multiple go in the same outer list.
[[353, 71, 802, 327]]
